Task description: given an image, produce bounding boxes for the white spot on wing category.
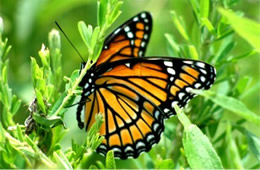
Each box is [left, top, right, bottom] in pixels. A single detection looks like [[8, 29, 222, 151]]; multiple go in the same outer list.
[[124, 146, 134, 152], [139, 51, 143, 56], [200, 76, 206, 82], [114, 28, 121, 35], [141, 41, 146, 47], [88, 78, 92, 83], [113, 147, 122, 153], [84, 83, 89, 89], [183, 60, 193, 64], [196, 62, 205, 68], [84, 91, 90, 96], [164, 61, 173, 67], [170, 77, 174, 81], [195, 83, 201, 88], [127, 32, 134, 38], [154, 110, 160, 120], [178, 92, 185, 100], [141, 13, 146, 18], [200, 69, 207, 74], [124, 26, 130, 32], [99, 144, 107, 150], [186, 87, 193, 93], [153, 123, 160, 132], [133, 17, 139, 22], [164, 108, 170, 113], [167, 68, 176, 75], [147, 134, 155, 142], [144, 34, 148, 39], [171, 101, 178, 108], [125, 63, 130, 68], [136, 141, 145, 149], [145, 26, 149, 30]]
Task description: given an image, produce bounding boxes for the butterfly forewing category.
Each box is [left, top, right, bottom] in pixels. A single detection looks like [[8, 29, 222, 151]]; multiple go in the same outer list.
[[95, 12, 152, 66]]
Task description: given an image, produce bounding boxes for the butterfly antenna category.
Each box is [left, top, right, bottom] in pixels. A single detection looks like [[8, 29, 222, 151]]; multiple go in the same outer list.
[[55, 21, 85, 62]]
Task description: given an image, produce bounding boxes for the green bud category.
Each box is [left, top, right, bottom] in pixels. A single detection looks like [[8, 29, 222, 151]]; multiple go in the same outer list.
[[49, 29, 61, 50], [39, 44, 50, 68]]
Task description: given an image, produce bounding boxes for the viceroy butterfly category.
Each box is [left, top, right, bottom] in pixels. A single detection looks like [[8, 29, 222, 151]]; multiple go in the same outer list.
[[76, 11, 216, 159]]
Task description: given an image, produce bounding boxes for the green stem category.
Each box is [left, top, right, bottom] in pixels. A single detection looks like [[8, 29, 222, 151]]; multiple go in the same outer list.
[[53, 58, 92, 116]]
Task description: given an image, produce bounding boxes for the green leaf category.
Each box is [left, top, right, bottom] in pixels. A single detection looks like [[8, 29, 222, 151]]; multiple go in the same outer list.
[[78, 21, 92, 50], [225, 123, 243, 169], [30, 57, 41, 88], [215, 41, 235, 64], [106, 150, 116, 169], [201, 18, 216, 35], [156, 159, 175, 169], [189, 0, 200, 22], [33, 114, 65, 128], [195, 90, 260, 126], [38, 45, 50, 69], [35, 89, 46, 113], [244, 129, 260, 161], [176, 105, 223, 169], [90, 27, 101, 50], [10, 95, 21, 115], [97, 0, 108, 27], [165, 33, 180, 56], [174, 104, 191, 127], [53, 150, 73, 169], [218, 8, 260, 52], [49, 92, 66, 116], [188, 45, 199, 60], [89, 165, 98, 169], [200, 0, 209, 18], [170, 11, 190, 42], [108, 1, 123, 25], [235, 76, 252, 95]]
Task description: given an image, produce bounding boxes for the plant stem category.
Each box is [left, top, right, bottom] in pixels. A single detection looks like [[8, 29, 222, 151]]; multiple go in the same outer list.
[[53, 58, 92, 116]]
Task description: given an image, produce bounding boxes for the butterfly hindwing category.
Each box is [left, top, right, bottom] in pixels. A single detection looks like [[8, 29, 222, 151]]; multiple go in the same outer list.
[[77, 57, 216, 159], [95, 12, 152, 66]]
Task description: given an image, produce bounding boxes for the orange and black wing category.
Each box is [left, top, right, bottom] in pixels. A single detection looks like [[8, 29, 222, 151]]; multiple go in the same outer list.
[[95, 12, 152, 66], [76, 57, 216, 159]]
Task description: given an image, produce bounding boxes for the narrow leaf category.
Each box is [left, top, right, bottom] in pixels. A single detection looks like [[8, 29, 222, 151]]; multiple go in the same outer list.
[[106, 150, 116, 169], [245, 129, 260, 161], [53, 151, 73, 169], [200, 0, 209, 18], [195, 90, 260, 126], [218, 8, 260, 52], [176, 105, 223, 169], [170, 11, 190, 42], [165, 33, 180, 55]]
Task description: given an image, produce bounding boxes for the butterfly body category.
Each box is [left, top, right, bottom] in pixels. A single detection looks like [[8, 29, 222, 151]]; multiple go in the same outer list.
[[76, 12, 216, 159]]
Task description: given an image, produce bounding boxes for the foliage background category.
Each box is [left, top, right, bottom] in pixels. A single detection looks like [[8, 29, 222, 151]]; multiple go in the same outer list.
[[0, 0, 259, 169]]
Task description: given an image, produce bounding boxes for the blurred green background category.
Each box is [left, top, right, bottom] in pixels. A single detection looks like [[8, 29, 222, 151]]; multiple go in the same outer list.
[[0, 0, 259, 168]]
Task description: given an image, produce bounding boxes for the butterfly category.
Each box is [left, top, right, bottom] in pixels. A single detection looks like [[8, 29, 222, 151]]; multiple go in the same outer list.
[[76, 11, 216, 159]]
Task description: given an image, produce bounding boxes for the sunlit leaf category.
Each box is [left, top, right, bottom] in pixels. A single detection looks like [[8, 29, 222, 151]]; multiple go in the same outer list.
[[219, 8, 260, 52]]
